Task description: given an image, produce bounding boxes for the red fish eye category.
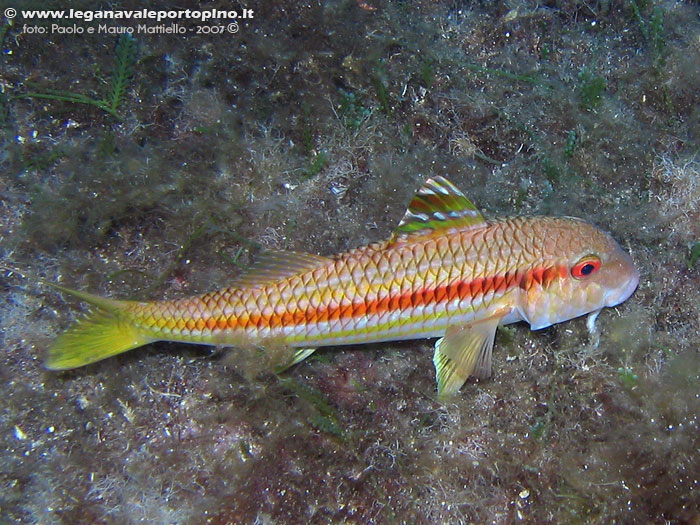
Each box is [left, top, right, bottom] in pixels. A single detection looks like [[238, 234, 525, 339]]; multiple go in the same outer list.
[[571, 256, 601, 279]]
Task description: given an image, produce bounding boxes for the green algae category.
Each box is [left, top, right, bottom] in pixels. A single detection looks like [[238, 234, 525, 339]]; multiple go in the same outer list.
[[688, 242, 700, 269], [278, 377, 345, 439], [577, 68, 607, 110], [13, 34, 136, 120]]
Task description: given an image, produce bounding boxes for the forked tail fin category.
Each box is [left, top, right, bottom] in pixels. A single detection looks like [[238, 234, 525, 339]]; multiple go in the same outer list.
[[44, 283, 152, 370]]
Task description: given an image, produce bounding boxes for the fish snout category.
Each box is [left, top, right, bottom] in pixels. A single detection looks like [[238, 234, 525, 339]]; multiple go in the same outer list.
[[604, 250, 639, 307]]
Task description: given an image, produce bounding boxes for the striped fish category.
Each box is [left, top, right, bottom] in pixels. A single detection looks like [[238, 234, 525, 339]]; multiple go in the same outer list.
[[46, 177, 639, 397]]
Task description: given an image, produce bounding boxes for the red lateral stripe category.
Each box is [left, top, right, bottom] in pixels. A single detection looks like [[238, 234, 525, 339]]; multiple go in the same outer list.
[[519, 265, 567, 291], [216, 268, 532, 332]]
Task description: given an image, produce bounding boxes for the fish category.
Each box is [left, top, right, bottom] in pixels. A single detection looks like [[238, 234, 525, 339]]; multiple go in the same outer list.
[[45, 177, 640, 398]]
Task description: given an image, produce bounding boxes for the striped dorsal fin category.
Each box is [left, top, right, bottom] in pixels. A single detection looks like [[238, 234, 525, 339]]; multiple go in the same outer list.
[[392, 176, 487, 240]]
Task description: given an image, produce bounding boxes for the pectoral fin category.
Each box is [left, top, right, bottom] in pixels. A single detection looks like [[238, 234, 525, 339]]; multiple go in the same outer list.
[[433, 315, 502, 399]]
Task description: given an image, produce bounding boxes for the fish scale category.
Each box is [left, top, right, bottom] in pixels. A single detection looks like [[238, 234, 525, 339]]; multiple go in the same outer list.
[[45, 177, 639, 398]]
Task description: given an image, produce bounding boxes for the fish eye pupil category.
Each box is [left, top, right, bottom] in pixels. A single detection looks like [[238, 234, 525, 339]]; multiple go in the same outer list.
[[581, 263, 594, 275]]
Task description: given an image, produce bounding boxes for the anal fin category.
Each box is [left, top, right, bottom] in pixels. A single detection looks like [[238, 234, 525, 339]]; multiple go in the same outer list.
[[274, 347, 317, 373]]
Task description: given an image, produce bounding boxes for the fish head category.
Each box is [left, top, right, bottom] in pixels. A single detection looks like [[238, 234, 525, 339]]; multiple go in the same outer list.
[[517, 217, 640, 330]]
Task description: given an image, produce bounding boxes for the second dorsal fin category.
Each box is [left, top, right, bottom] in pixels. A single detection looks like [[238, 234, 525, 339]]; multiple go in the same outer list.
[[232, 250, 332, 288], [392, 176, 487, 241]]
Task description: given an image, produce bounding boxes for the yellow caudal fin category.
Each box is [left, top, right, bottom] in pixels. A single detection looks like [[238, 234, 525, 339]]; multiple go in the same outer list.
[[44, 282, 151, 370]]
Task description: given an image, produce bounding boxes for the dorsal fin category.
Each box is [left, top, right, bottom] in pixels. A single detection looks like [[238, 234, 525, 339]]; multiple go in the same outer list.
[[231, 250, 332, 288], [392, 176, 487, 240]]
